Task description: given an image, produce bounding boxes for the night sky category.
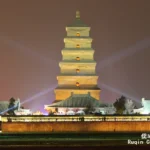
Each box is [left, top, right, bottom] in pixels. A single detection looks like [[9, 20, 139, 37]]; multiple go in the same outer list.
[[0, 0, 150, 112]]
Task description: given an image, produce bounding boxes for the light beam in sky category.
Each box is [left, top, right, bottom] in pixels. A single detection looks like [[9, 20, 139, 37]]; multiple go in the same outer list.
[[0, 35, 57, 65], [100, 83, 141, 103], [0, 105, 17, 115], [97, 38, 150, 71], [124, 83, 140, 99], [21, 84, 57, 105], [0, 84, 57, 114]]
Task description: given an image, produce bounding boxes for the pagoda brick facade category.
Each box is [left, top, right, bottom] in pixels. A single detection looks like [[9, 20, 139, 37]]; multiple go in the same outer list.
[[54, 11, 100, 101]]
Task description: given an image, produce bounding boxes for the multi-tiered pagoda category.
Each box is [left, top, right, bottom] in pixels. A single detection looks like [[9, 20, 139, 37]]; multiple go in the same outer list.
[[45, 11, 101, 114]]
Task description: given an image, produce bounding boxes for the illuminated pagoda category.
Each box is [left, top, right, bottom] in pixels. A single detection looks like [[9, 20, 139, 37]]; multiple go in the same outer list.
[[44, 11, 113, 115]]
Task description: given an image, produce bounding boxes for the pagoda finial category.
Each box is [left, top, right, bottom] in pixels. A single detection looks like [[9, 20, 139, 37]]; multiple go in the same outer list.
[[76, 10, 80, 19]]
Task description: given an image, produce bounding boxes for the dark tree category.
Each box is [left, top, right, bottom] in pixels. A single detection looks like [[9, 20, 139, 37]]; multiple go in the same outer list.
[[85, 103, 94, 114], [7, 97, 17, 115], [94, 112, 102, 116], [48, 110, 54, 116], [113, 96, 126, 114], [20, 106, 24, 109], [134, 105, 138, 109]]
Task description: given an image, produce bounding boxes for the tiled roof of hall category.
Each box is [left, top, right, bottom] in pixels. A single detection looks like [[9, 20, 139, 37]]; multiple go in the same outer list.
[[47, 92, 105, 108], [67, 11, 89, 27]]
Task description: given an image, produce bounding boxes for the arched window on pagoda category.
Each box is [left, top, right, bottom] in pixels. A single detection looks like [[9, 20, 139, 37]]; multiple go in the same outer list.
[[76, 32, 80, 37], [76, 82, 80, 87], [76, 57, 80, 61], [76, 69, 80, 73], [76, 44, 80, 48]]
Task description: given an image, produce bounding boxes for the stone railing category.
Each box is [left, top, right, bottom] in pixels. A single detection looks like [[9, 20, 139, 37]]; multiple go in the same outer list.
[[1, 115, 150, 122]]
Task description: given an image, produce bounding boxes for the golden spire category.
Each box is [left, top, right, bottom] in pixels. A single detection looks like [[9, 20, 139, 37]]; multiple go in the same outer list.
[[76, 10, 80, 19]]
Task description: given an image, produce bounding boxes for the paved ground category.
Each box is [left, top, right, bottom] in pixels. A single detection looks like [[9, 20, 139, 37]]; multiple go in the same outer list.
[[0, 132, 149, 147]]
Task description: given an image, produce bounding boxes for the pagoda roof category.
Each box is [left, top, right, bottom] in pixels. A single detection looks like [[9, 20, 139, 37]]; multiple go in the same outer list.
[[48, 92, 106, 108], [55, 86, 100, 90], [67, 11, 88, 27], [62, 48, 93, 50]]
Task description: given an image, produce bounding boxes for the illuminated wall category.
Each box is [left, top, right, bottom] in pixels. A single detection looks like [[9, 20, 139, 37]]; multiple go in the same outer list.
[[2, 121, 150, 133]]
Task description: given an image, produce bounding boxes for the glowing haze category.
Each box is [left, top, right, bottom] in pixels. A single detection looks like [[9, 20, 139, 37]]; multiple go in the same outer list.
[[0, 0, 150, 112]]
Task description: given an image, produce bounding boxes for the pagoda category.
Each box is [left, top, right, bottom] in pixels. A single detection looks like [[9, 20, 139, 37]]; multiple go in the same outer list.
[[45, 11, 101, 113]]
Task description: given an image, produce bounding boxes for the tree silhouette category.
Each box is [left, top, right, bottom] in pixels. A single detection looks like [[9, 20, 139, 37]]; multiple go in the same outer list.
[[48, 110, 54, 116], [20, 106, 24, 109], [7, 97, 17, 115], [85, 103, 94, 114], [113, 96, 126, 114]]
